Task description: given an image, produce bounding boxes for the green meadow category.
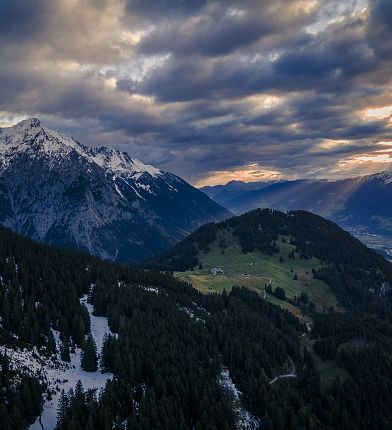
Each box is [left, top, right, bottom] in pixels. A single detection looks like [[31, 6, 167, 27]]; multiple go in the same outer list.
[[175, 230, 338, 313]]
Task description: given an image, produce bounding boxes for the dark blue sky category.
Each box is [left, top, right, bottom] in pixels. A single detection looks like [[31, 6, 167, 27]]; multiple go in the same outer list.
[[0, 0, 391, 185]]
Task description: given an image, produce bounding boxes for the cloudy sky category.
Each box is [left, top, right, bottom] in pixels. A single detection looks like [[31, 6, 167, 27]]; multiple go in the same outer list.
[[1, 0, 391, 185]]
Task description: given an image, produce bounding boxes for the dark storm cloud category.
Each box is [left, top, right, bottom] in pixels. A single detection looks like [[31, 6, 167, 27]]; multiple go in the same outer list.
[[0, 0, 48, 39], [1, 0, 392, 183], [124, 0, 207, 21], [370, 0, 392, 37], [133, 16, 378, 103], [139, 13, 266, 57], [136, 0, 312, 57]]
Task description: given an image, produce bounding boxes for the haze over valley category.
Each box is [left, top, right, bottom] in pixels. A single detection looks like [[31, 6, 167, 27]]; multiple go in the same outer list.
[[201, 173, 392, 260]]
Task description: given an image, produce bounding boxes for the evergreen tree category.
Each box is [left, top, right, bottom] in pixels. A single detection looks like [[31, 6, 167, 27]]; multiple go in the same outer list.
[[274, 286, 286, 300], [60, 338, 71, 362], [47, 330, 57, 355], [72, 315, 86, 347], [299, 292, 308, 303], [81, 334, 98, 372], [57, 390, 68, 427]]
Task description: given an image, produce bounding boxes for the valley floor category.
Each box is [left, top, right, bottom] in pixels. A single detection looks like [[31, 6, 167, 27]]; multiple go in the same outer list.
[[351, 231, 392, 262]]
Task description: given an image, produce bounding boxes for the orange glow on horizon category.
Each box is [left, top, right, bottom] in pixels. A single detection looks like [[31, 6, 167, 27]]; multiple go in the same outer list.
[[194, 163, 284, 187], [194, 142, 392, 187]]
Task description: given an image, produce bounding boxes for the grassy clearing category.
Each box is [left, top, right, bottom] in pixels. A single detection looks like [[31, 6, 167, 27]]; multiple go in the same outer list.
[[175, 230, 338, 312], [266, 294, 306, 320], [175, 273, 234, 294]]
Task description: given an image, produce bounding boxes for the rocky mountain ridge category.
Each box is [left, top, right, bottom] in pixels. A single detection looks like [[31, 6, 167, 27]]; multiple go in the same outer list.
[[0, 118, 230, 261]]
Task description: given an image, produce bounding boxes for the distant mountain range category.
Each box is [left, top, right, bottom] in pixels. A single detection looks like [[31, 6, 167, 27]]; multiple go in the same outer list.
[[201, 173, 392, 259], [0, 118, 230, 262], [201, 180, 280, 208]]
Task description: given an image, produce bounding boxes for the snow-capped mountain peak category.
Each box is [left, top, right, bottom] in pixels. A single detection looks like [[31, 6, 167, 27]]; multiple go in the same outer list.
[[0, 118, 229, 262], [1, 118, 83, 157], [0, 117, 43, 145], [374, 170, 392, 184], [14, 117, 42, 129], [359, 170, 392, 185], [89, 146, 162, 179], [0, 119, 163, 181]]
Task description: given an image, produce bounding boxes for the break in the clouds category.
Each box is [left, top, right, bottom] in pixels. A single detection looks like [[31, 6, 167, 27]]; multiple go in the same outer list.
[[0, 0, 391, 185]]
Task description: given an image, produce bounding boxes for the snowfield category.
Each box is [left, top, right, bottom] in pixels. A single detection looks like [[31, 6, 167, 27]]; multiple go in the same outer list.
[[18, 293, 113, 430], [79, 294, 112, 354], [219, 368, 262, 430]]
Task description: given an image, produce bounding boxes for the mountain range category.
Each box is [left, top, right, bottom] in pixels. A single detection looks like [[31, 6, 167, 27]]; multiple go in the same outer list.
[[200, 180, 280, 208], [201, 173, 392, 259], [0, 118, 229, 262], [1, 119, 392, 428]]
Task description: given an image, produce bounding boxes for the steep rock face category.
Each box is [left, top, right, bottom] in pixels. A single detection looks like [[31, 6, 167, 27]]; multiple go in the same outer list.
[[0, 118, 230, 261]]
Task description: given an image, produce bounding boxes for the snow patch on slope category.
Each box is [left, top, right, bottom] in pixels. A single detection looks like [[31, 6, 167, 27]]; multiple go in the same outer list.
[[219, 368, 261, 430], [25, 293, 113, 430], [177, 302, 209, 324], [79, 294, 112, 354], [141, 286, 159, 294], [113, 179, 125, 199]]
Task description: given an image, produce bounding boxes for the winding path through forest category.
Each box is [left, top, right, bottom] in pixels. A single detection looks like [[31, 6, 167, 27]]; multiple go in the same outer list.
[[269, 320, 313, 385], [269, 356, 297, 385]]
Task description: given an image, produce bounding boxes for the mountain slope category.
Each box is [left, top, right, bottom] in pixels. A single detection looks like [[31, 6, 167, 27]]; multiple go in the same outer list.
[[0, 118, 230, 262], [3, 214, 392, 428], [151, 208, 392, 310], [147, 209, 392, 429], [203, 173, 392, 259], [0, 223, 301, 429]]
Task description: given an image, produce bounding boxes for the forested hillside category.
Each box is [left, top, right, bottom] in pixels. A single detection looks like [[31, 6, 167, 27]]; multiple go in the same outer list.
[[151, 209, 392, 308], [149, 209, 392, 429], [0, 225, 302, 429], [2, 209, 392, 429]]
